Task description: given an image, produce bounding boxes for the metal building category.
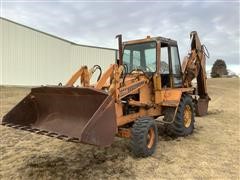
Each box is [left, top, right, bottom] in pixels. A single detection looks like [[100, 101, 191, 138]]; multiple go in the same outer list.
[[0, 17, 117, 86]]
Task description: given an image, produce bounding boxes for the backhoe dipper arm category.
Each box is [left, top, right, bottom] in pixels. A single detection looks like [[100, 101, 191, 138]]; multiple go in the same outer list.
[[182, 31, 210, 116], [182, 31, 209, 98]]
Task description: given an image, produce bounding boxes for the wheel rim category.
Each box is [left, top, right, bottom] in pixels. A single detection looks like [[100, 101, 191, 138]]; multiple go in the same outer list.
[[147, 128, 155, 149], [183, 105, 192, 128]]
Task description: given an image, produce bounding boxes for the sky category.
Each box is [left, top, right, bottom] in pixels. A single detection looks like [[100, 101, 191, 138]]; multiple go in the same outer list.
[[1, 0, 240, 73]]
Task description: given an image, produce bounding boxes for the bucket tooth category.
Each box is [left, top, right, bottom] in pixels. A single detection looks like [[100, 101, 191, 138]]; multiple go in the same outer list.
[[19, 126, 30, 130], [11, 125, 22, 128], [56, 135, 68, 140], [66, 137, 80, 143], [36, 130, 49, 135], [46, 132, 58, 137], [28, 128, 40, 132]]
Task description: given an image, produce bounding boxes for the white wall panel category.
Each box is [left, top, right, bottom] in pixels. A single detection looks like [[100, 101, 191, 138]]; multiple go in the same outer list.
[[0, 18, 116, 86], [0, 19, 3, 85], [70, 46, 115, 83]]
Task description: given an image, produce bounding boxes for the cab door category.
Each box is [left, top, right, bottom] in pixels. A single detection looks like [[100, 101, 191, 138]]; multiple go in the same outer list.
[[170, 46, 183, 87]]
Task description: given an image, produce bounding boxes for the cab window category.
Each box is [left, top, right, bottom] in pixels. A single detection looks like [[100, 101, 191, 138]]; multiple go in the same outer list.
[[123, 42, 156, 73]]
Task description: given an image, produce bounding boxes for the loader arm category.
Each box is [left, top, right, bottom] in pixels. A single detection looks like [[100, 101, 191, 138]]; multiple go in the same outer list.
[[95, 64, 116, 90], [66, 66, 92, 87]]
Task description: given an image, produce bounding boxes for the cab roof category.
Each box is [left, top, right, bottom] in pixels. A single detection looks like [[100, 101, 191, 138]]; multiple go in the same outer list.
[[123, 36, 178, 46]]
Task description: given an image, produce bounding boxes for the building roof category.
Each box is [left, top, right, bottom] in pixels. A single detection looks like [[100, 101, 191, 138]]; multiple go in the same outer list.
[[0, 17, 117, 51]]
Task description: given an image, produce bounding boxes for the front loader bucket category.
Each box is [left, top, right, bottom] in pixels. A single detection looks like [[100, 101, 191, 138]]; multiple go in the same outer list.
[[2, 87, 116, 146]]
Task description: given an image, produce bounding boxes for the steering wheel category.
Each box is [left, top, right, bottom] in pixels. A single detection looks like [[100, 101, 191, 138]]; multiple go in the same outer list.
[[145, 66, 154, 72], [122, 68, 150, 85], [134, 65, 153, 72]]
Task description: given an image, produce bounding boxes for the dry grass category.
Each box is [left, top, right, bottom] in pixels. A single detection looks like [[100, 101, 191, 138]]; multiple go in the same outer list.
[[0, 78, 240, 179]]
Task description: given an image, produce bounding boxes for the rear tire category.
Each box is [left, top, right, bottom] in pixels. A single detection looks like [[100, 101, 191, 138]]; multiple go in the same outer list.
[[165, 94, 195, 137], [131, 117, 158, 157]]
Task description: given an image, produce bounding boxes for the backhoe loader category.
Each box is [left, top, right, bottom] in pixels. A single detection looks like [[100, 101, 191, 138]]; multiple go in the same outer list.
[[2, 31, 210, 157]]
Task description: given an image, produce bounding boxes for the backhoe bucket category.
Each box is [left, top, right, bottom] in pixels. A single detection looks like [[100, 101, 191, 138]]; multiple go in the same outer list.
[[2, 87, 116, 146], [195, 96, 211, 116]]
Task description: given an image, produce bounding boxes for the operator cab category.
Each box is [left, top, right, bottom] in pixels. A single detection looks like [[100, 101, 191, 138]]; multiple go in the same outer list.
[[122, 36, 183, 88]]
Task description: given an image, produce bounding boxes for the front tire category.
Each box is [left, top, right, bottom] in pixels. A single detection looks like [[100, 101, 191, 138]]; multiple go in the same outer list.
[[130, 117, 158, 157], [166, 94, 195, 137]]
